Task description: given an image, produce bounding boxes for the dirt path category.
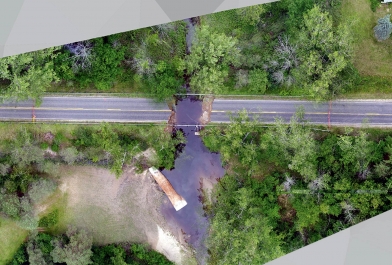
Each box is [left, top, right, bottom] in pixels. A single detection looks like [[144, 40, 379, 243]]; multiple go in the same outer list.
[[58, 159, 197, 265]]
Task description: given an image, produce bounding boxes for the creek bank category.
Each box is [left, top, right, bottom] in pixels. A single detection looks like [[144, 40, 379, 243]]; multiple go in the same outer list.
[[199, 95, 214, 126], [159, 96, 224, 265], [53, 150, 197, 265]]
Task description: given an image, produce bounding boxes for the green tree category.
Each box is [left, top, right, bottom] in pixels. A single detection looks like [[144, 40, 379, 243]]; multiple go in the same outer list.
[[0, 47, 60, 105], [74, 37, 126, 90], [248, 68, 268, 93], [294, 5, 353, 101], [185, 25, 240, 94], [208, 185, 284, 264], [266, 108, 318, 181], [9, 128, 44, 169], [292, 195, 321, 232], [93, 123, 125, 177], [235, 4, 265, 26], [337, 132, 376, 180], [0, 188, 20, 218], [18, 197, 38, 230], [7, 244, 28, 265], [27, 239, 49, 265], [27, 179, 58, 205], [281, 0, 318, 30], [51, 226, 93, 265], [145, 60, 183, 101]]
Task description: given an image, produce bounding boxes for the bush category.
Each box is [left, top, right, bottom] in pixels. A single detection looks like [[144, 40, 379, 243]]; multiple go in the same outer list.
[[72, 127, 96, 148], [38, 209, 59, 228], [40, 142, 49, 150], [374, 14, 392, 41], [28, 179, 58, 205], [129, 244, 174, 265], [59, 147, 79, 165], [248, 69, 268, 93], [369, 0, 380, 12], [7, 243, 28, 265]]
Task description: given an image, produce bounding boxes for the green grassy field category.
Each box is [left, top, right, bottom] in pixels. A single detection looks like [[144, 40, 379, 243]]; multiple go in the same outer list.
[[342, 0, 392, 77], [341, 0, 392, 97], [0, 218, 28, 265]]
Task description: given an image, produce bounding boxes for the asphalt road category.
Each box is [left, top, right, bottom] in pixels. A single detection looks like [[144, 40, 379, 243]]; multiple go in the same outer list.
[[1, 97, 392, 127], [212, 99, 392, 127]]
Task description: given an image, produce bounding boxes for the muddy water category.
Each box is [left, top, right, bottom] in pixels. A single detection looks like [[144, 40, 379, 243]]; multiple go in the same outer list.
[[161, 96, 225, 264]]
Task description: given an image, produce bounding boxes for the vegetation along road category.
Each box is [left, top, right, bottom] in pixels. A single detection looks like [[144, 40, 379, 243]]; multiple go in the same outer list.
[[1, 96, 392, 127]]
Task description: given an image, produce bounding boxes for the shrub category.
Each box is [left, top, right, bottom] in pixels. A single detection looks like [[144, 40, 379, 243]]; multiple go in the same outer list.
[[369, 0, 380, 12], [28, 179, 58, 205], [248, 69, 268, 93], [40, 142, 49, 150], [59, 147, 79, 165], [39, 209, 59, 228], [374, 14, 392, 41], [235, 69, 249, 88]]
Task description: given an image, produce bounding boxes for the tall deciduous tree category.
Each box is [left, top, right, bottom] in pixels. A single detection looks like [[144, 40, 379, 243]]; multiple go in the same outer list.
[[294, 5, 353, 101], [51, 226, 93, 265], [337, 132, 376, 180], [266, 107, 318, 181], [80, 37, 126, 90], [235, 4, 265, 26], [185, 25, 240, 94], [0, 47, 60, 105], [208, 186, 284, 265], [9, 128, 44, 169], [27, 240, 49, 265]]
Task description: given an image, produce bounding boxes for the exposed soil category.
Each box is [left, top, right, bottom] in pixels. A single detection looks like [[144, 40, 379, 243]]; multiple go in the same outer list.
[[57, 152, 197, 265], [165, 110, 176, 133], [199, 96, 214, 126]]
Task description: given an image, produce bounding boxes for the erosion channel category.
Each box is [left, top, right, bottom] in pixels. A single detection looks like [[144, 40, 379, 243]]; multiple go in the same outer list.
[[159, 18, 225, 265]]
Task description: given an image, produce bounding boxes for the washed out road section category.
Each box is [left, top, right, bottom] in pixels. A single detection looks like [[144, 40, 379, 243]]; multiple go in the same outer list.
[[1, 97, 392, 126]]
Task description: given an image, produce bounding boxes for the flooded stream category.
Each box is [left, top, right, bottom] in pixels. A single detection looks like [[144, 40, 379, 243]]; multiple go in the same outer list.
[[157, 17, 225, 265], [161, 96, 225, 264]]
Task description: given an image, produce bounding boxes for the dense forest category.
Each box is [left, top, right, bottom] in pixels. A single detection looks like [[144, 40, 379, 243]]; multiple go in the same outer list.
[[201, 110, 392, 264], [1, 0, 392, 103]]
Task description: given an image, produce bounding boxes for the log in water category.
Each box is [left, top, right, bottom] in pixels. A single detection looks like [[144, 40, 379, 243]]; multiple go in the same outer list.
[[149, 167, 187, 211]]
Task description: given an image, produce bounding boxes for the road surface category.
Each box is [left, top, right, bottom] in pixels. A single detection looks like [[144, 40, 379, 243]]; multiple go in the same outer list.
[[0, 97, 392, 127]]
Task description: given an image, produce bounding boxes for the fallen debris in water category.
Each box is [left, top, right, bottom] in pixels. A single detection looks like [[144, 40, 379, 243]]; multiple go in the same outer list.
[[149, 167, 187, 211]]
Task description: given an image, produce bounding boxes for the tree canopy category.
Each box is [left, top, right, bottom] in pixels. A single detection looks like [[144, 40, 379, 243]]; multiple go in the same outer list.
[[0, 47, 60, 105], [185, 25, 240, 94]]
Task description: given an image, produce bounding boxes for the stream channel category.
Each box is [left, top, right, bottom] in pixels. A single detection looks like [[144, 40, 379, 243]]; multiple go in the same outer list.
[[159, 18, 225, 264]]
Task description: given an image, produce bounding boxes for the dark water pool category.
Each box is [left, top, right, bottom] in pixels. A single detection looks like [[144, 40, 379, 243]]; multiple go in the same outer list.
[[161, 96, 225, 264]]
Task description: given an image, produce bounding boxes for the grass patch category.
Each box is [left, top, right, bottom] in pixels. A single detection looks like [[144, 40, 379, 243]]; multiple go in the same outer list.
[[0, 217, 28, 265], [340, 76, 392, 99], [37, 187, 71, 235], [342, 0, 392, 77], [48, 80, 143, 94]]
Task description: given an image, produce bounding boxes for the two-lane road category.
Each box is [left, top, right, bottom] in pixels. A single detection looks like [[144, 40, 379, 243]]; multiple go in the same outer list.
[[1, 97, 392, 127], [212, 99, 392, 126], [0, 97, 171, 123]]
